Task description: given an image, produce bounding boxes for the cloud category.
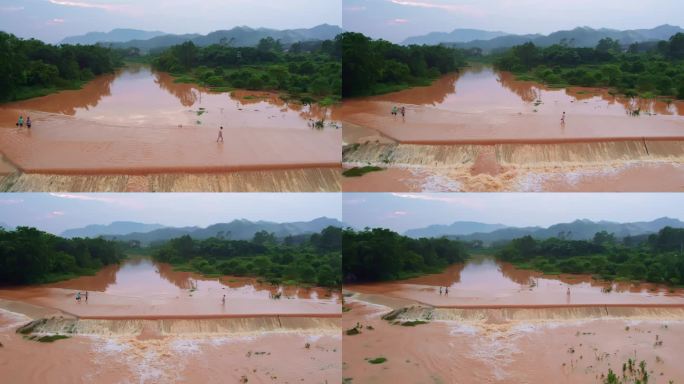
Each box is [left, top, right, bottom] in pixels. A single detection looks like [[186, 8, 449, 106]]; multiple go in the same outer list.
[[387, 18, 409, 25], [391, 193, 486, 208], [388, 0, 486, 16], [0, 6, 25, 12], [47, 0, 134, 14], [49, 193, 115, 202], [48, 18, 66, 24], [0, 198, 23, 205], [47, 210, 66, 218], [344, 5, 366, 12]]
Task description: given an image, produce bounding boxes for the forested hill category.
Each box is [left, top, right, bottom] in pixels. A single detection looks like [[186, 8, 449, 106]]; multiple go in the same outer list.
[[0, 227, 125, 285], [441, 25, 684, 51], [402, 217, 684, 243], [104, 24, 344, 52], [94, 217, 345, 245]]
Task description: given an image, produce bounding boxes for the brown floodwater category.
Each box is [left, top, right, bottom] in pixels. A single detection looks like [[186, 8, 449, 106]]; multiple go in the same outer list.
[[0, 307, 341, 383], [347, 256, 684, 307], [343, 299, 684, 383], [342, 141, 684, 192], [0, 65, 340, 173], [340, 65, 684, 143], [0, 257, 340, 318]]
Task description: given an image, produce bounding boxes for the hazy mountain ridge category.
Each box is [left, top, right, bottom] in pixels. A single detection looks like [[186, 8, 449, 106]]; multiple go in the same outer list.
[[402, 28, 509, 45], [404, 217, 684, 244], [60, 28, 167, 45], [61, 221, 166, 238], [404, 221, 508, 238], [95, 24, 343, 51], [65, 217, 345, 245], [405, 24, 684, 51]]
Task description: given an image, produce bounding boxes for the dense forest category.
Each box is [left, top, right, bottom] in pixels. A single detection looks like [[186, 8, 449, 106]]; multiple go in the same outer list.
[[0, 32, 122, 102], [0, 227, 125, 285], [342, 32, 468, 97], [151, 36, 341, 105], [494, 33, 684, 99], [342, 228, 469, 282], [152, 226, 342, 288], [497, 226, 684, 285]]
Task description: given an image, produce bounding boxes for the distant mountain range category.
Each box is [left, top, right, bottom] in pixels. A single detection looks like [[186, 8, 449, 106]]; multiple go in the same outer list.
[[403, 217, 684, 244], [61, 217, 344, 245], [61, 24, 343, 51], [61, 221, 166, 238], [404, 221, 508, 238], [402, 28, 509, 46], [403, 24, 684, 51], [60, 28, 167, 45]]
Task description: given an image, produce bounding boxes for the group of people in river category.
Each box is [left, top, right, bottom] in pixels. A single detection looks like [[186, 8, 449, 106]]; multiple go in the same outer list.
[[75, 291, 88, 303], [391, 105, 406, 118], [438, 286, 449, 296], [15, 115, 32, 129]]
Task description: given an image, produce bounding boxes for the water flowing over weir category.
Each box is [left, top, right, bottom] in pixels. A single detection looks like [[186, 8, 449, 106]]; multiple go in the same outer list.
[[18, 316, 340, 337], [344, 141, 684, 168], [381, 305, 684, 324]]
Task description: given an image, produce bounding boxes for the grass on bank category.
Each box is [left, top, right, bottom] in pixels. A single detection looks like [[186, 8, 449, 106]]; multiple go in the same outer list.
[[342, 166, 384, 177]]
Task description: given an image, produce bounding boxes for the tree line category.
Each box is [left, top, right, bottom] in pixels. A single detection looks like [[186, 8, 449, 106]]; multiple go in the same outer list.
[[494, 34, 684, 99], [342, 32, 468, 97], [151, 226, 342, 288], [0, 227, 126, 285], [0, 32, 122, 102], [151, 36, 341, 105], [342, 228, 469, 282], [497, 227, 684, 285]]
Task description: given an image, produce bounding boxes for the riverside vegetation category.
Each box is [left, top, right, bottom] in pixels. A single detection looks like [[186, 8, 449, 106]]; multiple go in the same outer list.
[[497, 226, 684, 285], [494, 33, 684, 100], [0, 32, 122, 102], [342, 228, 469, 282], [151, 226, 342, 288], [0, 226, 125, 284], [151, 36, 341, 105]]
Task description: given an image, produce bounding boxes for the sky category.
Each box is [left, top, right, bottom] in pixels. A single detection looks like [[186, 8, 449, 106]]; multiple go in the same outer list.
[[0, 0, 341, 43], [343, 193, 684, 233], [0, 193, 342, 235], [343, 0, 684, 43]]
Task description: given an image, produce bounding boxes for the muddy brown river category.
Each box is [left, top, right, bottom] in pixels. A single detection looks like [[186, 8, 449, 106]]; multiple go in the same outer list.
[[341, 65, 684, 192], [0, 65, 340, 175], [344, 256, 684, 383], [0, 257, 341, 383]]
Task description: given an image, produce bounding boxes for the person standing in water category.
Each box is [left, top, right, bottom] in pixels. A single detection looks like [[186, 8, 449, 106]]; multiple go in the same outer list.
[[400, 106, 406, 117], [222, 294, 226, 305], [391, 106, 398, 116], [439, 287, 443, 295], [16, 116, 23, 128], [76, 291, 81, 303], [445, 287, 449, 296], [26, 116, 31, 129], [561, 111, 566, 125], [217, 126, 224, 142], [85, 291, 88, 303]]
